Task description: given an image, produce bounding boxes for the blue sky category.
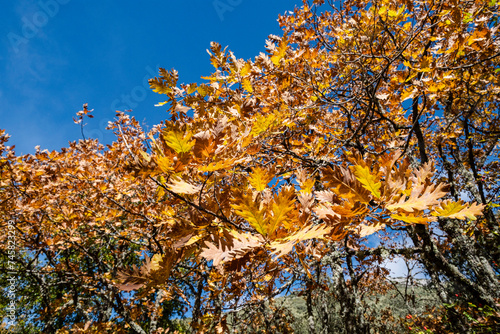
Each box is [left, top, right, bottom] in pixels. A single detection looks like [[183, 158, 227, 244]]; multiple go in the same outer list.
[[1, 0, 304, 155]]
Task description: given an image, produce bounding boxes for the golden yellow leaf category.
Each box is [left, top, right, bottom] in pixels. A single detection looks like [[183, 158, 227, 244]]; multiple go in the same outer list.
[[198, 159, 236, 172], [163, 130, 195, 154], [271, 39, 288, 65], [240, 62, 252, 77], [242, 78, 253, 93], [149, 77, 171, 95], [268, 186, 296, 233], [431, 200, 485, 220], [249, 167, 274, 191], [390, 213, 435, 224], [231, 192, 269, 236], [353, 165, 381, 198], [155, 155, 173, 174], [150, 254, 163, 272], [251, 113, 276, 136]]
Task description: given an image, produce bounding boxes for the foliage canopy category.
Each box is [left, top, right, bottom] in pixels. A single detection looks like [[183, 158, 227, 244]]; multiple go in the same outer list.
[[1, 0, 500, 333]]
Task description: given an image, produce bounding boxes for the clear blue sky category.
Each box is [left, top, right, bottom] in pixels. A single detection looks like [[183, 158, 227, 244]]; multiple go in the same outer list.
[[1, 0, 303, 155]]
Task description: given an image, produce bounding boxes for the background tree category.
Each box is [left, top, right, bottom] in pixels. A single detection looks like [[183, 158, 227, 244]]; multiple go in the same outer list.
[[1, 0, 499, 333]]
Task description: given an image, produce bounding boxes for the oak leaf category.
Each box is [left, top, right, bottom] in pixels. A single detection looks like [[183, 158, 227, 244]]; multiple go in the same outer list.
[[163, 130, 195, 154], [431, 200, 485, 220], [200, 231, 263, 266], [385, 183, 447, 213], [352, 165, 382, 199], [284, 224, 333, 243], [231, 192, 268, 236], [322, 166, 371, 204], [249, 167, 274, 191], [270, 224, 332, 258], [268, 186, 296, 233], [357, 222, 386, 237], [390, 213, 436, 225], [166, 177, 201, 194]]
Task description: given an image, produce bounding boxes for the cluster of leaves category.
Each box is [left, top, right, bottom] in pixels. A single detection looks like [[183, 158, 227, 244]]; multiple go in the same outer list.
[[1, 0, 500, 332], [403, 300, 500, 333]]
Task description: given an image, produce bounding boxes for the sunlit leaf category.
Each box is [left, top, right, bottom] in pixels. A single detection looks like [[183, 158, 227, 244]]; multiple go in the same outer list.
[[431, 200, 485, 220], [163, 130, 195, 154]]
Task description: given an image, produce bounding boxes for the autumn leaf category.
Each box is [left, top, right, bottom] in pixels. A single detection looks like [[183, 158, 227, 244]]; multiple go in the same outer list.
[[166, 177, 201, 194], [297, 192, 314, 212], [271, 39, 288, 65], [268, 186, 296, 233], [116, 255, 152, 291], [284, 224, 332, 243], [270, 224, 332, 257], [150, 253, 163, 271], [390, 213, 435, 225], [249, 167, 274, 191], [313, 204, 340, 221], [163, 130, 195, 154], [149, 77, 172, 95], [201, 231, 263, 266], [155, 155, 173, 174], [296, 169, 316, 194], [431, 200, 485, 220], [198, 158, 237, 172], [139, 150, 151, 163], [242, 78, 253, 93], [200, 240, 231, 267], [240, 61, 252, 76], [231, 192, 269, 236], [322, 166, 371, 204], [385, 183, 447, 213], [357, 222, 386, 237], [116, 267, 148, 292], [251, 113, 277, 136], [269, 240, 296, 258], [352, 165, 382, 198], [315, 190, 335, 203]]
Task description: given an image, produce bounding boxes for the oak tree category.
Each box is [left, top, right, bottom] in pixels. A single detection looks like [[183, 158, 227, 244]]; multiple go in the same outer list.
[[1, 0, 499, 333]]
